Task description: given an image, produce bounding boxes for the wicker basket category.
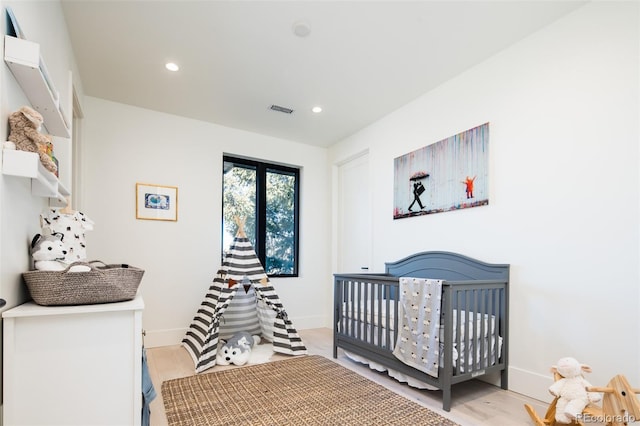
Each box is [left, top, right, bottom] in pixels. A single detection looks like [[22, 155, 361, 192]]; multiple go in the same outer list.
[[22, 260, 144, 306]]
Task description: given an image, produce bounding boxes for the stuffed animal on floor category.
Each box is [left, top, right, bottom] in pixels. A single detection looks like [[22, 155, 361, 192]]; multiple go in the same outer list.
[[8, 106, 58, 174], [548, 357, 602, 423], [217, 331, 262, 366], [30, 230, 89, 272]]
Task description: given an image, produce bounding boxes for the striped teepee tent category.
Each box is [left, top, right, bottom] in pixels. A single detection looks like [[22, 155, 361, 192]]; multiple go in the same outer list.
[[182, 219, 307, 373]]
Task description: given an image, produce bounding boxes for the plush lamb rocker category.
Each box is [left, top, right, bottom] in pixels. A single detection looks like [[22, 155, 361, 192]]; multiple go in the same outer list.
[[8, 106, 57, 174], [217, 331, 261, 366], [548, 357, 602, 423]]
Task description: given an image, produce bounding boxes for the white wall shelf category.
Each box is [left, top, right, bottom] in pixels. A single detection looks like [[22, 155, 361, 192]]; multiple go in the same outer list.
[[4, 35, 71, 138], [2, 149, 69, 202]]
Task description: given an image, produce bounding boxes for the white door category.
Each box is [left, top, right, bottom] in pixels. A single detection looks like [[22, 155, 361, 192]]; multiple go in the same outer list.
[[337, 152, 371, 273]]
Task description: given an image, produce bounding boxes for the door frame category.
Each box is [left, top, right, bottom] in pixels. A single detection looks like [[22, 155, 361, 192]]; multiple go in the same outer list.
[[333, 150, 372, 273]]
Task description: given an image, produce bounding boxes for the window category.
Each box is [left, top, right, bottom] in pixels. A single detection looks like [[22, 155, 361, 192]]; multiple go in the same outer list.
[[222, 155, 300, 277]]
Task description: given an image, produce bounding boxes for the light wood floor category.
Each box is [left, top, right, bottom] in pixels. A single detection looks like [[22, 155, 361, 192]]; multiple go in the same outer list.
[[146, 328, 548, 426]]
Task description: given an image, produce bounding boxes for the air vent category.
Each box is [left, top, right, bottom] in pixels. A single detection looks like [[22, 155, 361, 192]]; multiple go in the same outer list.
[[270, 104, 294, 114]]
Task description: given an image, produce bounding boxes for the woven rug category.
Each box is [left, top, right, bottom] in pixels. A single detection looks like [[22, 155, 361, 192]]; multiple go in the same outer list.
[[162, 355, 460, 426]]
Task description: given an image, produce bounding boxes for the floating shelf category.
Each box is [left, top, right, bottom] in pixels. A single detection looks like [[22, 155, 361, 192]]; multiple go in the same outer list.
[[2, 149, 69, 202], [4, 35, 71, 138]]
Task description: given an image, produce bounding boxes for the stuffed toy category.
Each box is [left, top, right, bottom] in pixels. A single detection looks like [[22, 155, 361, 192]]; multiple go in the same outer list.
[[30, 230, 67, 271], [8, 106, 57, 174], [40, 208, 94, 263], [548, 357, 602, 423], [30, 230, 89, 272], [217, 331, 261, 366]]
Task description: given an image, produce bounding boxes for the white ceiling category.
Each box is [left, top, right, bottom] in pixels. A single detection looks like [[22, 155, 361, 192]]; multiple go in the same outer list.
[[60, 1, 586, 148]]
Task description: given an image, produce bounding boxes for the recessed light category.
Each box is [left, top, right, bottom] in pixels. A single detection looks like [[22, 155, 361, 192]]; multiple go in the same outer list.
[[165, 62, 179, 72], [312, 106, 322, 113], [292, 21, 311, 37]]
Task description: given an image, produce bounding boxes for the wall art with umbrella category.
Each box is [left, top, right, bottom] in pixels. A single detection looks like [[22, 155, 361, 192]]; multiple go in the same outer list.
[[393, 122, 489, 219]]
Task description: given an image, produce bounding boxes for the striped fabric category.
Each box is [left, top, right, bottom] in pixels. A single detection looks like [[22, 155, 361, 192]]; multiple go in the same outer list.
[[257, 298, 277, 342], [218, 286, 261, 340], [182, 235, 307, 373]]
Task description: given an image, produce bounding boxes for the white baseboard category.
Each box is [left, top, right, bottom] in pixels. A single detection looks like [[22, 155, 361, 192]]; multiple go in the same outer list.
[[289, 314, 326, 330], [509, 365, 554, 403], [144, 328, 187, 348], [143, 315, 327, 348]]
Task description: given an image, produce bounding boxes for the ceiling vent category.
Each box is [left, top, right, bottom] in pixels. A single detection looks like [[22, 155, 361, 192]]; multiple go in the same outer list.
[[270, 104, 294, 114]]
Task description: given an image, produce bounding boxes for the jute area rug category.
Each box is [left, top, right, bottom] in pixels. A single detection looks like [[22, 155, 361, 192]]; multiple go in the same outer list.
[[162, 354, 460, 426]]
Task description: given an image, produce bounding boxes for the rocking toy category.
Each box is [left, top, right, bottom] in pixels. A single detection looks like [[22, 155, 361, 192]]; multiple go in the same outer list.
[[525, 373, 640, 426]]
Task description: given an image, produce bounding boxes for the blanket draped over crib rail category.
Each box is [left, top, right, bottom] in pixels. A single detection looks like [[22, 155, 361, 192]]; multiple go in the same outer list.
[[392, 277, 443, 378]]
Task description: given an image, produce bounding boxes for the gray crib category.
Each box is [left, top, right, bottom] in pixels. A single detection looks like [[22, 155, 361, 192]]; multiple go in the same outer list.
[[333, 251, 509, 411]]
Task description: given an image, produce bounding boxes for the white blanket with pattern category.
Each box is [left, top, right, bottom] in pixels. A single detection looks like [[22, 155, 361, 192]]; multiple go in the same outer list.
[[392, 277, 442, 378]]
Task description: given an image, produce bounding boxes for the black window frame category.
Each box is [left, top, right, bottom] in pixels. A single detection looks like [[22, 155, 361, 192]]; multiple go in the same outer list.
[[222, 155, 300, 278]]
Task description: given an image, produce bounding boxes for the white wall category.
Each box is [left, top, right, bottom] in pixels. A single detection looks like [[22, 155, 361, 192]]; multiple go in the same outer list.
[[0, 0, 79, 308], [0, 0, 81, 412], [329, 2, 639, 401], [79, 98, 331, 347]]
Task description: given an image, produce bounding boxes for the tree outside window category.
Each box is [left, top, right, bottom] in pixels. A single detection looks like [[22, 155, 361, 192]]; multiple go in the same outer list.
[[222, 156, 299, 277]]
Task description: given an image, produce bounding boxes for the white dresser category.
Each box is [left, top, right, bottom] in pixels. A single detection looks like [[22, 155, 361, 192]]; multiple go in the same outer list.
[[2, 295, 144, 426]]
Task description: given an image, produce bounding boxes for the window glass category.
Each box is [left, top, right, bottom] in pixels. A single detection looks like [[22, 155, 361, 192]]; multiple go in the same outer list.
[[266, 169, 296, 274], [222, 161, 256, 252], [222, 156, 299, 277]]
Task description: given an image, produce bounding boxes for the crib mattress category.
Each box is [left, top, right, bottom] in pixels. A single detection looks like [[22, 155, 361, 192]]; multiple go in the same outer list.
[[342, 301, 497, 339]]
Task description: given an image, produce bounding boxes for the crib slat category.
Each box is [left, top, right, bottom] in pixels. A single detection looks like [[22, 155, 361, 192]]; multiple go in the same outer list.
[[486, 288, 494, 366], [349, 281, 355, 338], [479, 289, 486, 370], [376, 283, 383, 347], [470, 289, 476, 372], [362, 282, 368, 343], [473, 289, 480, 371], [493, 288, 501, 364], [386, 289, 393, 350], [453, 289, 461, 377], [357, 281, 363, 340]]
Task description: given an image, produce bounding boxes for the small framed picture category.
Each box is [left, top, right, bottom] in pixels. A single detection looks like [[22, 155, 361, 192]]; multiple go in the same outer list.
[[136, 183, 178, 221]]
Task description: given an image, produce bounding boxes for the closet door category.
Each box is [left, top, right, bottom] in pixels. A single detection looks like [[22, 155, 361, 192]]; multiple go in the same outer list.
[[337, 152, 371, 273]]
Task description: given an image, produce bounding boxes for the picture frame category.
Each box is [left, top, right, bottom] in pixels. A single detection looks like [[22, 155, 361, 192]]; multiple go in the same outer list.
[[136, 183, 178, 221], [393, 122, 489, 219]]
